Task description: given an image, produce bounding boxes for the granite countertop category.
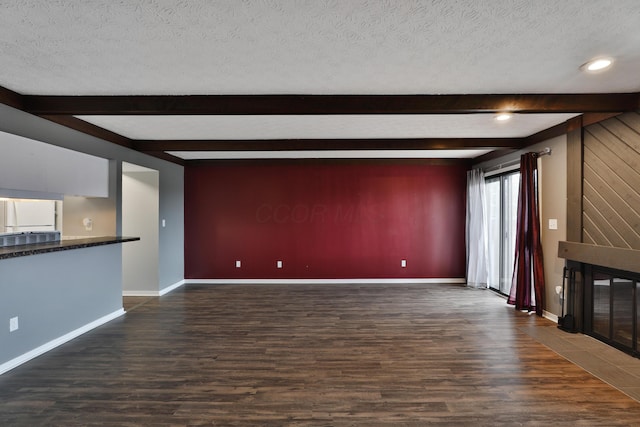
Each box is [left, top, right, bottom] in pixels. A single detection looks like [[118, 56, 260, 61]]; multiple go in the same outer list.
[[0, 236, 140, 260]]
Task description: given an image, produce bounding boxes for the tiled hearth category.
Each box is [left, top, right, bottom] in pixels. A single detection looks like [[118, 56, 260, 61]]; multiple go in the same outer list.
[[521, 322, 640, 402]]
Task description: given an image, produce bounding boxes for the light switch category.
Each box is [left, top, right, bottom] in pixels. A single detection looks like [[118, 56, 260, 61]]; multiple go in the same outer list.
[[549, 219, 558, 230], [162, 219, 166, 228], [9, 316, 18, 332]]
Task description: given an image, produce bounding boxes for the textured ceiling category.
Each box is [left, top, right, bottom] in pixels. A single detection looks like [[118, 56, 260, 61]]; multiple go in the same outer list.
[[1, 1, 639, 159], [2, 0, 640, 95], [167, 149, 492, 160], [78, 113, 580, 140]]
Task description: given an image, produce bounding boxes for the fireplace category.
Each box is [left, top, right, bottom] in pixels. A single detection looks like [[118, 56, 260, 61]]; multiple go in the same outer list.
[[585, 266, 639, 357], [558, 241, 640, 359]]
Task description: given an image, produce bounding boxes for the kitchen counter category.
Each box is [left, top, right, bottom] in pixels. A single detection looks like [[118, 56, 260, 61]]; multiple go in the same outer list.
[[0, 236, 140, 260]]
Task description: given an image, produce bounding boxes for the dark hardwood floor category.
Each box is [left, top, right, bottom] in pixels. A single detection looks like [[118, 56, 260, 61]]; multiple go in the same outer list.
[[2, 283, 640, 426]]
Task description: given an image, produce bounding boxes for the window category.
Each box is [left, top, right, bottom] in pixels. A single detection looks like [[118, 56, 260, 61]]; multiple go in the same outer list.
[[485, 171, 520, 295]]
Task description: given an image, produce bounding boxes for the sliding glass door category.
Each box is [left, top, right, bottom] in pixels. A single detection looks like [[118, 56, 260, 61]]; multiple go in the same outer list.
[[486, 171, 520, 295]]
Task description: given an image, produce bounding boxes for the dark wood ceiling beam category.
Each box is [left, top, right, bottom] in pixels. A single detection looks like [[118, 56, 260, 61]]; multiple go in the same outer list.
[[136, 151, 185, 165], [37, 116, 188, 165], [473, 120, 570, 164], [473, 114, 589, 163], [133, 137, 523, 152], [22, 93, 640, 115], [39, 116, 186, 165], [472, 148, 521, 164], [0, 85, 25, 110], [522, 121, 569, 146], [40, 115, 135, 149], [581, 112, 622, 127], [187, 158, 473, 167]]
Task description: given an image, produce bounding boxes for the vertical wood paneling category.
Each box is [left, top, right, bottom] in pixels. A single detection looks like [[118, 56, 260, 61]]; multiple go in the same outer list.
[[583, 112, 640, 249], [566, 117, 583, 242]]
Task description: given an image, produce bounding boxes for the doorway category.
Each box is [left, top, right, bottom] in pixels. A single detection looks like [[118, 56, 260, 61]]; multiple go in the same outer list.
[[122, 162, 159, 295], [485, 170, 520, 295]]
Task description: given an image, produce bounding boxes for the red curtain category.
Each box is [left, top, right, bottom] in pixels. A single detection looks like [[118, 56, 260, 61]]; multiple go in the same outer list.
[[508, 153, 545, 316]]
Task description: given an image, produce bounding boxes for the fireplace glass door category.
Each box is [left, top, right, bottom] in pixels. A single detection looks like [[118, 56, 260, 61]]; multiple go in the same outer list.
[[612, 278, 634, 349], [592, 273, 611, 338], [590, 268, 638, 357], [637, 281, 640, 352]]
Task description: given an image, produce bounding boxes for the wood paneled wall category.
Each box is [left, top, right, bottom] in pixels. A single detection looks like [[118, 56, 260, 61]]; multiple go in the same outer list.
[[583, 112, 640, 248]]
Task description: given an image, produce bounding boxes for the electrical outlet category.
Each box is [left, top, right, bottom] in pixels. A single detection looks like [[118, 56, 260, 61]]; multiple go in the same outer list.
[[235, 260, 241, 268], [9, 316, 19, 332], [277, 260, 283, 269], [162, 219, 166, 228], [401, 259, 407, 268], [549, 218, 558, 230]]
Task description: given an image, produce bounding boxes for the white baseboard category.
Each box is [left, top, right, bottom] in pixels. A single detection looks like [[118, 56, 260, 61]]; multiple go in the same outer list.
[[183, 278, 466, 285], [543, 310, 559, 323], [0, 308, 125, 376], [122, 290, 158, 297], [159, 279, 186, 296], [122, 280, 186, 297]]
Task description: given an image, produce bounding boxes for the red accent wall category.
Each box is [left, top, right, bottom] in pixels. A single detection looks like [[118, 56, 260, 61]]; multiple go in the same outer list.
[[185, 161, 467, 279]]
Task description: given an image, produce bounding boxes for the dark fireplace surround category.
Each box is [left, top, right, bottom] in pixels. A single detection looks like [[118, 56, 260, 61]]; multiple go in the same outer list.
[[558, 242, 640, 358]]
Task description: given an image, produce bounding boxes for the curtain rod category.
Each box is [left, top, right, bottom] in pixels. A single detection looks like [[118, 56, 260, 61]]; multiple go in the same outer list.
[[482, 147, 552, 175], [483, 159, 520, 174], [533, 147, 552, 157]]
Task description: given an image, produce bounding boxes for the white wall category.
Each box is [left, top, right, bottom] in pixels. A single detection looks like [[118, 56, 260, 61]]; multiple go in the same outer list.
[[122, 168, 160, 294], [62, 195, 116, 237], [0, 130, 108, 198], [0, 244, 124, 373], [531, 136, 568, 317], [0, 201, 5, 230]]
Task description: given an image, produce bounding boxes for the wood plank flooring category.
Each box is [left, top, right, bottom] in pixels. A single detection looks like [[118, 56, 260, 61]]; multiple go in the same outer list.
[[2, 283, 640, 426]]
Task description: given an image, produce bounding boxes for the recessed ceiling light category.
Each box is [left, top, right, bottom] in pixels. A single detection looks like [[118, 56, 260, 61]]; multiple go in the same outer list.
[[495, 113, 512, 122], [581, 57, 613, 72]]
